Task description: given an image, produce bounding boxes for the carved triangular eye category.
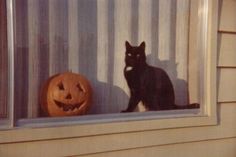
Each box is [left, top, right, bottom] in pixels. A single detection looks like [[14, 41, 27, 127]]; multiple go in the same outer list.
[[58, 82, 64, 90], [77, 83, 84, 92]]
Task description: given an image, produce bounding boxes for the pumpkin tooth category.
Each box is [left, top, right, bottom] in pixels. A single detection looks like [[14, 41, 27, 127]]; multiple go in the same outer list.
[[63, 105, 70, 111], [69, 105, 75, 111], [54, 100, 84, 112]]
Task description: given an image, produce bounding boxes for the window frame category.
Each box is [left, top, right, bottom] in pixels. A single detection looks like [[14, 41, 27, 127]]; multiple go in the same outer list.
[[0, 0, 14, 129], [0, 0, 218, 143]]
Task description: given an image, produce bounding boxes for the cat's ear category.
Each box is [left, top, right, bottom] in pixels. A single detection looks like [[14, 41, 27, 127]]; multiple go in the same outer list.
[[139, 41, 145, 50], [125, 41, 132, 50]]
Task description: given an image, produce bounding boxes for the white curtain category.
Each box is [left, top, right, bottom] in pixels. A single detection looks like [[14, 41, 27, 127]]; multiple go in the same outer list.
[[14, 0, 191, 118]]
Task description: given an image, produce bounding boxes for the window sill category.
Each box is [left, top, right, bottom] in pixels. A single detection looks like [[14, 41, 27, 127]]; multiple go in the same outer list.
[[0, 109, 217, 144]]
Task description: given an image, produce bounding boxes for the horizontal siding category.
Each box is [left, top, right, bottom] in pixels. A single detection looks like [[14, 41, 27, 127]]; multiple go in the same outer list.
[[218, 68, 236, 102], [219, 0, 236, 32], [1, 103, 236, 157], [218, 0, 236, 102], [78, 138, 236, 157], [218, 33, 236, 67]]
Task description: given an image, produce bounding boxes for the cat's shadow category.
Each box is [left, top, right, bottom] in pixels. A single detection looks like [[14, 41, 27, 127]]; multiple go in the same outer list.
[[146, 54, 189, 106]]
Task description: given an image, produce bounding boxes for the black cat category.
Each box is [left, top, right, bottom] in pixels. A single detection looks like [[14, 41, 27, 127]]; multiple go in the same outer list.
[[121, 41, 199, 112]]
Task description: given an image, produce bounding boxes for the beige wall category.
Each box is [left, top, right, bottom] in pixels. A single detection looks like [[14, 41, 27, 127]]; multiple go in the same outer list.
[[1, 0, 236, 156]]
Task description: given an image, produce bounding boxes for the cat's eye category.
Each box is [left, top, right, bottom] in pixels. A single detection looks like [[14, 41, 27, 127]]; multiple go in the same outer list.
[[127, 53, 132, 56]]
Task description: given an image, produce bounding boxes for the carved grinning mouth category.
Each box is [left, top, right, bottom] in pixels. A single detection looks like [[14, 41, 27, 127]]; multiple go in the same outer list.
[[54, 100, 84, 112]]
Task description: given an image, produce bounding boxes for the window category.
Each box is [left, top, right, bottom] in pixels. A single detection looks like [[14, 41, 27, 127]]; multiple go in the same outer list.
[[1, 0, 218, 133]]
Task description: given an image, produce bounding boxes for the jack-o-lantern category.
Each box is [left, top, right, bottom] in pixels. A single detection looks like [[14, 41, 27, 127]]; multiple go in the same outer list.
[[40, 72, 92, 117]]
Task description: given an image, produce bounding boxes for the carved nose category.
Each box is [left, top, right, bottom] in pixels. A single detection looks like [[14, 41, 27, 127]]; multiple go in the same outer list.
[[65, 93, 72, 99]]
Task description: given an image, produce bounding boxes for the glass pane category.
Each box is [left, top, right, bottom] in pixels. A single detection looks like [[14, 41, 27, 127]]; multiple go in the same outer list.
[[13, 0, 200, 119], [0, 0, 8, 119]]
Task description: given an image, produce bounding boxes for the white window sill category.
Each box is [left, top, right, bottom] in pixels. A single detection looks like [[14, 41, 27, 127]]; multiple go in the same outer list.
[[0, 109, 217, 144]]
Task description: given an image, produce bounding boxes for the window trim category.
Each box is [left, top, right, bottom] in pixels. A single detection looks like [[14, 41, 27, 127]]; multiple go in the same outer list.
[[0, 0, 14, 129], [0, 0, 218, 143], [7, 0, 15, 128]]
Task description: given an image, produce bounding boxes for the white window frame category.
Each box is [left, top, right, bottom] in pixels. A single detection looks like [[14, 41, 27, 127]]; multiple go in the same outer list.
[[0, 0, 14, 130], [0, 0, 218, 143]]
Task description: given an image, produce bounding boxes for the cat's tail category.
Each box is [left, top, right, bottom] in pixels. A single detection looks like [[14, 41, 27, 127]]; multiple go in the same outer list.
[[174, 103, 200, 109]]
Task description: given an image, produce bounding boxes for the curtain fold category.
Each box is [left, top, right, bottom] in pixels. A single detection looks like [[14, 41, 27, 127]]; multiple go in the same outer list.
[[14, 0, 191, 118]]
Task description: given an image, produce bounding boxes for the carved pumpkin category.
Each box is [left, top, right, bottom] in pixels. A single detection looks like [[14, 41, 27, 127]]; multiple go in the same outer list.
[[40, 72, 92, 117]]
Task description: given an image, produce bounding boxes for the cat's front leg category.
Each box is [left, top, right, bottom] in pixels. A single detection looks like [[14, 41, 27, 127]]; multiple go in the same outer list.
[[121, 91, 140, 112]]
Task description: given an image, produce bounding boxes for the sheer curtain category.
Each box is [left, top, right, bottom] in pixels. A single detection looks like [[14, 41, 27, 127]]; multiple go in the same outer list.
[[13, 0, 192, 118]]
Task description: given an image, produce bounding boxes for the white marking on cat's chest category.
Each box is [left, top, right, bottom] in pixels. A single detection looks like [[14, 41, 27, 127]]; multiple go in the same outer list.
[[125, 66, 133, 71]]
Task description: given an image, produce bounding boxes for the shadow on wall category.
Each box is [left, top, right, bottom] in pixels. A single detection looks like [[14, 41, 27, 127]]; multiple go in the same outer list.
[[77, 0, 129, 114], [147, 54, 189, 106], [14, 0, 192, 116], [76, 0, 189, 113], [148, 0, 189, 106]]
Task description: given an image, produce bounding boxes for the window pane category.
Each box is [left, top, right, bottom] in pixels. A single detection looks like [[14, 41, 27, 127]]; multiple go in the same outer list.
[[0, 0, 8, 119], [13, 0, 199, 119]]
